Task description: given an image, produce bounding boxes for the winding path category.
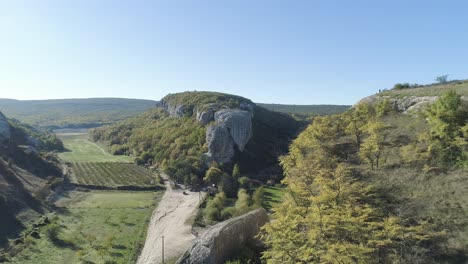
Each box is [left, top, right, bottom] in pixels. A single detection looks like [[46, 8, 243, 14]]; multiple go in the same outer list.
[[137, 174, 204, 264]]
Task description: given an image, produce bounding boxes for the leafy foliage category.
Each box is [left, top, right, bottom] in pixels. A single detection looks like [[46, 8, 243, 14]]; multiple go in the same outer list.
[[260, 98, 455, 263]]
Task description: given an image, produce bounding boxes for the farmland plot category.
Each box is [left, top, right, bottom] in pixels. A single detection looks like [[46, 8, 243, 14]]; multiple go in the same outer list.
[[70, 162, 158, 188]]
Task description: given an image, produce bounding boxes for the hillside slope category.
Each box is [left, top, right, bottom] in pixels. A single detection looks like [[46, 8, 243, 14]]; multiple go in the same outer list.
[[0, 98, 157, 129], [91, 92, 303, 185], [261, 84, 468, 263], [258, 103, 350, 116], [0, 112, 63, 248]]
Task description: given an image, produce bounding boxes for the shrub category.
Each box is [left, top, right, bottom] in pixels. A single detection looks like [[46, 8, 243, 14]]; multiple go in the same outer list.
[[252, 186, 265, 208], [45, 223, 62, 242]]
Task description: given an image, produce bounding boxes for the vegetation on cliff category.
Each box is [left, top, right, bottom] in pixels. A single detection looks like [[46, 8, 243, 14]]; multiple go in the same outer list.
[[90, 92, 302, 186], [261, 91, 468, 263]]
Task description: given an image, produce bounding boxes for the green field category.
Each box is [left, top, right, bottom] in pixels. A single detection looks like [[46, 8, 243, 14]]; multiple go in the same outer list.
[[8, 191, 160, 264], [69, 162, 158, 188], [58, 133, 134, 163]]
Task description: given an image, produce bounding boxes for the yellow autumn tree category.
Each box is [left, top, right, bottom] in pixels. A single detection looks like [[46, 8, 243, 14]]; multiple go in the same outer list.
[[260, 115, 435, 264]]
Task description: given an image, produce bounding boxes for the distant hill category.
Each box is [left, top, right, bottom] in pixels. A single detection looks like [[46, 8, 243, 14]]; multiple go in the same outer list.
[[258, 103, 350, 115], [0, 98, 157, 129]]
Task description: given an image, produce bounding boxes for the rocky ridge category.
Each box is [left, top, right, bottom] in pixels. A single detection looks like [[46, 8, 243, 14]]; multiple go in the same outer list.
[[158, 99, 255, 164]]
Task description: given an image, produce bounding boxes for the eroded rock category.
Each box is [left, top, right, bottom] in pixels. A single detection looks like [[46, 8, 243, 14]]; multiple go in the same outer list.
[[205, 124, 235, 163], [177, 208, 269, 264], [214, 109, 252, 151]]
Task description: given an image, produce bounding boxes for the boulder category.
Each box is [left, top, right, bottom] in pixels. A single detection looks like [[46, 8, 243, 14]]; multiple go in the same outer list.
[[177, 208, 269, 264], [205, 124, 235, 163], [0, 111, 10, 140], [214, 109, 252, 151], [197, 110, 215, 125]]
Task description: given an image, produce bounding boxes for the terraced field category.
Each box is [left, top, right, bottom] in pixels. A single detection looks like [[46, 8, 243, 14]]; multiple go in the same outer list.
[[69, 162, 158, 188]]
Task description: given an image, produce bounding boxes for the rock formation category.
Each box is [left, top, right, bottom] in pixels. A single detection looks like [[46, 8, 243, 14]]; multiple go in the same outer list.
[[177, 208, 269, 264], [205, 124, 235, 163], [158, 98, 254, 164], [157, 101, 186, 118], [0, 111, 10, 140], [214, 109, 252, 151], [358, 95, 439, 113]]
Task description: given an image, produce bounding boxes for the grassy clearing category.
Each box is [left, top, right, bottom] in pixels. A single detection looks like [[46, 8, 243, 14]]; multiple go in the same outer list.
[[8, 191, 161, 264], [69, 162, 158, 188], [58, 133, 134, 163]]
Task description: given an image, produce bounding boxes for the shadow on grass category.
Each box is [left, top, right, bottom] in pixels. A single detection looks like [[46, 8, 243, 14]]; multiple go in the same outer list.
[[50, 237, 81, 250], [110, 251, 124, 258], [112, 244, 127, 250]]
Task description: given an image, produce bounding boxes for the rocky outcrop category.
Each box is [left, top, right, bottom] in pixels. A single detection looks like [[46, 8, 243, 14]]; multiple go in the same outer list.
[[197, 110, 215, 125], [0, 111, 10, 140], [157, 101, 186, 118], [158, 98, 254, 164], [214, 109, 252, 151], [205, 124, 235, 163], [205, 109, 253, 163], [358, 95, 438, 113], [177, 208, 269, 264]]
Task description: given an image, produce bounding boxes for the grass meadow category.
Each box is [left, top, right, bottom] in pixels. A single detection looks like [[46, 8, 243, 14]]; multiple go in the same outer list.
[[58, 133, 134, 163], [8, 191, 161, 264]]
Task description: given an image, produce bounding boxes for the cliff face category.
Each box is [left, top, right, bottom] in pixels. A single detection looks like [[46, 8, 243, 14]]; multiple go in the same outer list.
[[0, 112, 10, 140], [177, 208, 269, 264], [158, 98, 254, 164]]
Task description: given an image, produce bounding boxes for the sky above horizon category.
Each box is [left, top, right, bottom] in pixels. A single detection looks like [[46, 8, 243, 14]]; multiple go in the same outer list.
[[1, 1, 468, 105]]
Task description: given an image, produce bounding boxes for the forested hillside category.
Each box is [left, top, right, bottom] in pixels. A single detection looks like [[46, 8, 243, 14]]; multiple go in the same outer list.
[[0, 98, 157, 129], [90, 92, 303, 188], [261, 91, 468, 263]]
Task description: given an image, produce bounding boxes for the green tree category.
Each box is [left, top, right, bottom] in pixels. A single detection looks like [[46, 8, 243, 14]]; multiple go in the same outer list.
[[423, 91, 467, 166], [435, 75, 449, 84], [204, 192, 226, 221], [261, 116, 436, 263], [232, 163, 240, 179], [344, 103, 373, 146], [234, 189, 251, 216], [204, 166, 224, 185], [359, 121, 387, 169], [252, 186, 265, 208]]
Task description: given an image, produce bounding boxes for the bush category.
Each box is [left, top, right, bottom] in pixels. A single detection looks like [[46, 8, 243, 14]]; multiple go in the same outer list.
[[45, 223, 62, 242], [238, 177, 250, 189], [393, 83, 411, 90], [234, 189, 251, 216], [221, 207, 237, 219], [252, 186, 265, 208], [204, 206, 221, 221]]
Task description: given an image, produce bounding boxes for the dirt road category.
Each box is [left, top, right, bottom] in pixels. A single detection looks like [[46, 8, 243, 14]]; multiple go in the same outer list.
[[137, 174, 204, 264]]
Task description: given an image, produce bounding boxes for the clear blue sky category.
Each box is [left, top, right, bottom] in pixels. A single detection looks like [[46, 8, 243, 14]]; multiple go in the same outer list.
[[1, 0, 468, 105]]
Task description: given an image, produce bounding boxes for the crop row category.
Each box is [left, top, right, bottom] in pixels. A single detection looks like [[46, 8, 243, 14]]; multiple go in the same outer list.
[[69, 162, 157, 187]]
